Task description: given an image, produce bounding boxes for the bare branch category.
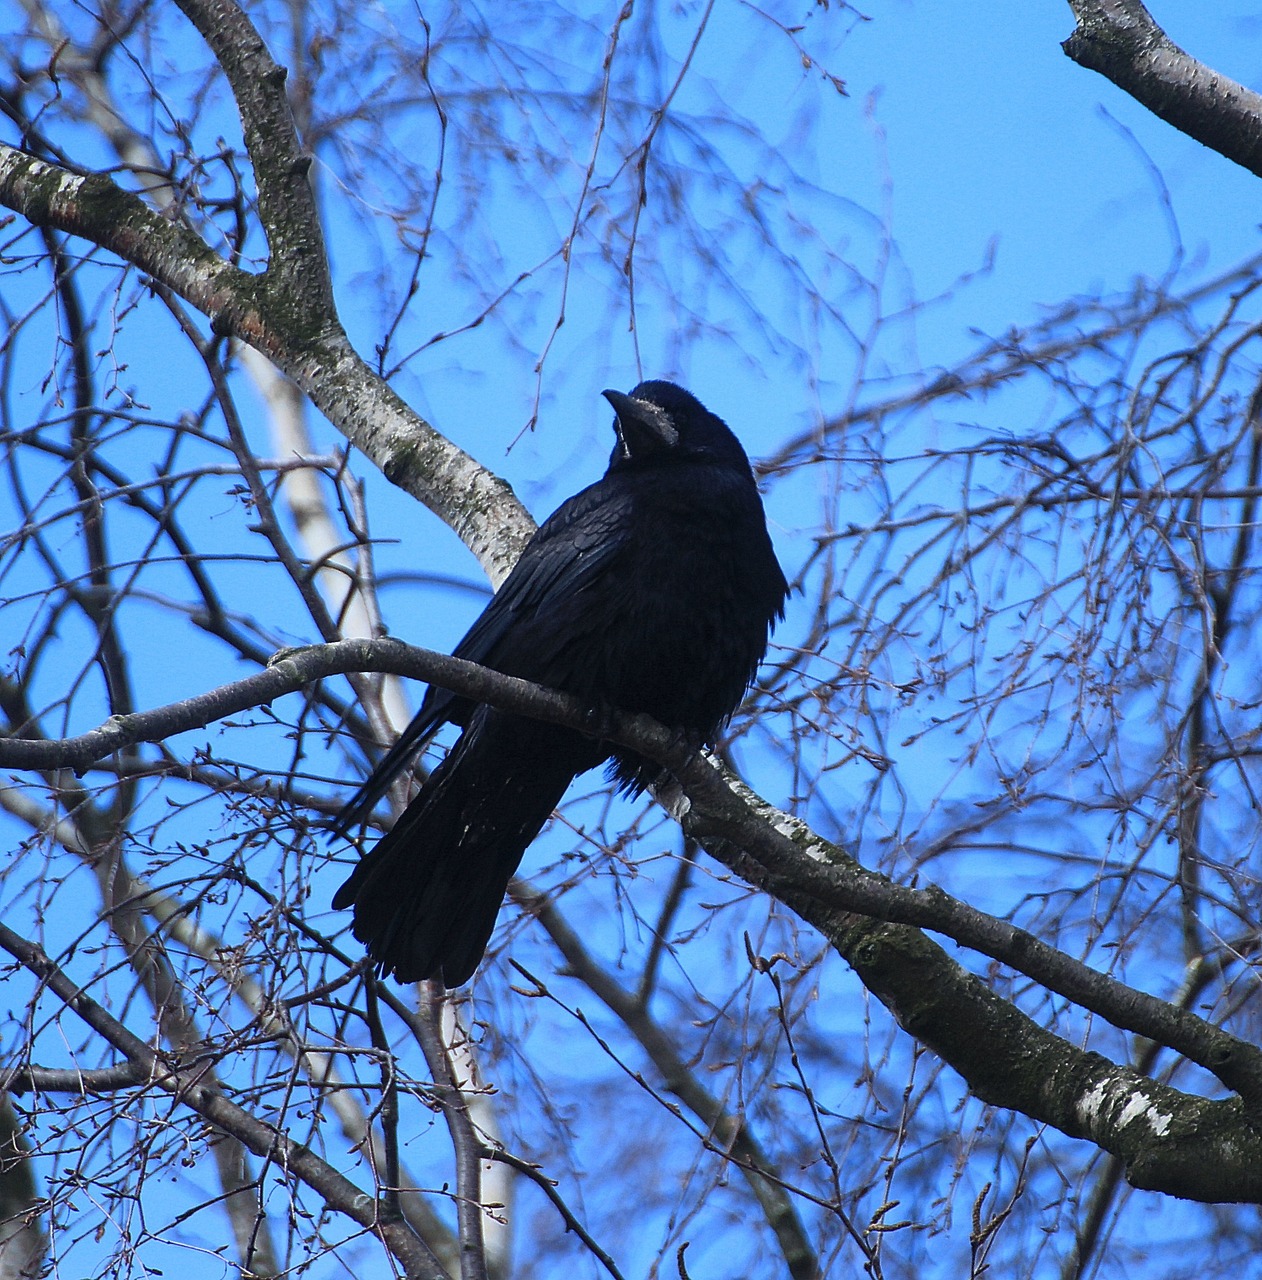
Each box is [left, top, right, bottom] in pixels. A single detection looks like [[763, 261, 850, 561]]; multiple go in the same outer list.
[[9, 630, 1262, 1147], [0, 923, 451, 1280], [0, 637, 505, 771], [0, 147, 532, 583], [0, 1094, 45, 1280], [1063, 0, 1262, 177], [514, 879, 824, 1280], [170, 0, 333, 314]]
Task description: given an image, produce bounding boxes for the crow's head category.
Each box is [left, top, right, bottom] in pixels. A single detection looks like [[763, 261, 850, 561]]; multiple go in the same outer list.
[[603, 380, 752, 473]]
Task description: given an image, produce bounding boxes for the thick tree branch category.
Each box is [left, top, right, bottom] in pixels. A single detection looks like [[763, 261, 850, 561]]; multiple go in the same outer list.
[[8, 636, 1262, 1198], [0, 151, 249, 313], [2, 1065, 144, 1093], [170, 0, 332, 315], [681, 787, 1262, 1203], [775, 870, 1262, 1204], [0, 637, 556, 770], [675, 771, 1262, 1107], [1063, 0, 1262, 178]]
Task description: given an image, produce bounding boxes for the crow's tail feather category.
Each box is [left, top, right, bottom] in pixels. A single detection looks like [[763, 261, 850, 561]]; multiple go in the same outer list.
[[332, 709, 600, 986]]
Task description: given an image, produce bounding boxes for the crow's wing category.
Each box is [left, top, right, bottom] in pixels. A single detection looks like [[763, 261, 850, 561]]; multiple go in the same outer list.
[[332, 478, 633, 836]]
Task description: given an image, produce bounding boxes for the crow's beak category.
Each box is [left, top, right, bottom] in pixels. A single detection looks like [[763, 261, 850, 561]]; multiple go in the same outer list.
[[603, 389, 679, 458]]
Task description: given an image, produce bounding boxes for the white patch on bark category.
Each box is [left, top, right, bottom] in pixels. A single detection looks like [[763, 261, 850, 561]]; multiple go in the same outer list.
[[1078, 1075, 1173, 1137], [766, 808, 831, 862], [53, 168, 86, 203], [657, 777, 691, 823], [1118, 1093, 1173, 1136]]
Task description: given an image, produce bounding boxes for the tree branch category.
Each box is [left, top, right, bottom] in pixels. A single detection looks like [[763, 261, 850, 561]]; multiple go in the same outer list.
[[3, 1065, 144, 1093], [0, 924, 451, 1280], [11, 632, 1262, 1199], [0, 130, 532, 584], [170, 0, 333, 316], [0, 150, 249, 315], [406, 990, 490, 1280], [9, 635, 1262, 1108], [0, 637, 527, 771], [1063, 0, 1262, 178], [513, 880, 824, 1280], [686, 789, 1262, 1203]]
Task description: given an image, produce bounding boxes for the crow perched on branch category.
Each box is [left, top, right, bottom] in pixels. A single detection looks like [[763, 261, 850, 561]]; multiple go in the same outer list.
[[332, 381, 788, 986]]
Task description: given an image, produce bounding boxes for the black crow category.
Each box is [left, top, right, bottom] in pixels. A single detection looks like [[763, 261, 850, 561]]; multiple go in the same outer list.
[[332, 380, 788, 985]]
